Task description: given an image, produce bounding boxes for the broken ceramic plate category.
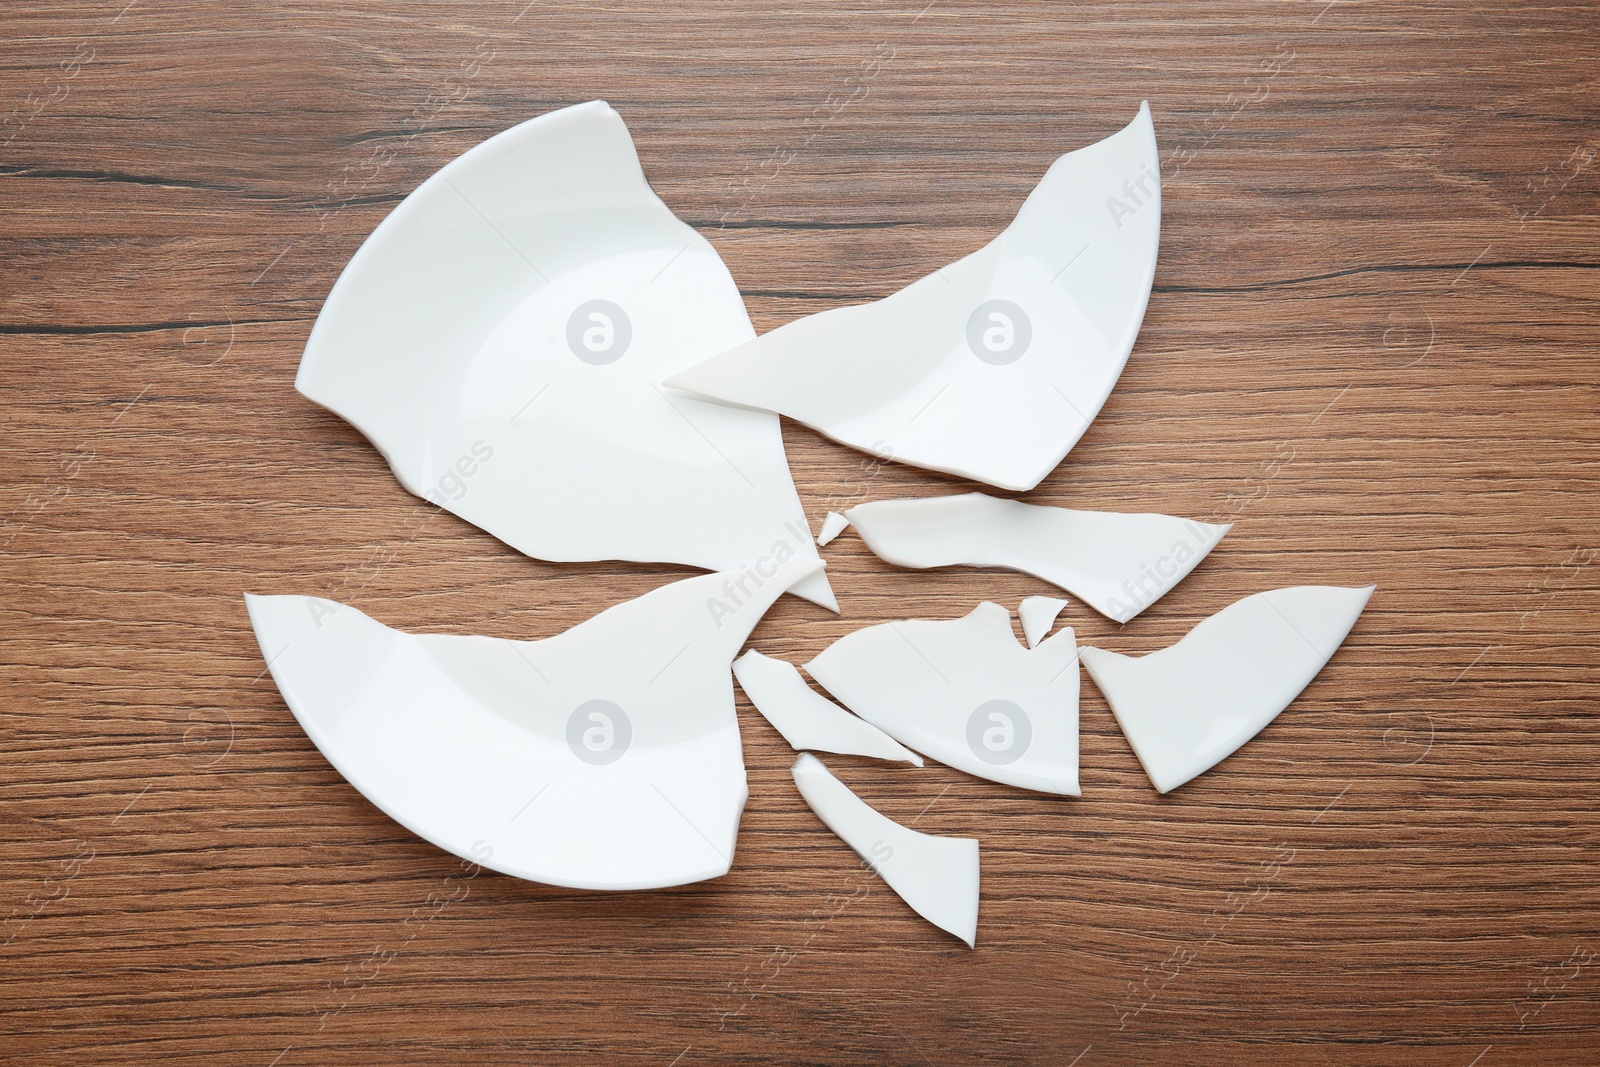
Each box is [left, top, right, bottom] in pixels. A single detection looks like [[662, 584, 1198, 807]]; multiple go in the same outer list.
[[734, 649, 922, 765], [245, 557, 824, 889], [1019, 595, 1069, 648], [844, 492, 1228, 624], [816, 511, 850, 546], [665, 104, 1160, 491], [805, 602, 1080, 795], [1080, 584, 1375, 793], [791, 754, 979, 947], [296, 100, 836, 610]]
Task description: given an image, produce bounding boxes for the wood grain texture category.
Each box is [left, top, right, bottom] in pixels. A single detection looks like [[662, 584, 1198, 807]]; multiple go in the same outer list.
[[2, 1, 1596, 1063]]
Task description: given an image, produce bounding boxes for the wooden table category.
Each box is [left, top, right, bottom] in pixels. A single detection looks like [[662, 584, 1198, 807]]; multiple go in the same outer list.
[[3, 1, 1596, 1063]]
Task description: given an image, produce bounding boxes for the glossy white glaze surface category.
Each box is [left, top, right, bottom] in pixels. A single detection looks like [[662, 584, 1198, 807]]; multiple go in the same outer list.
[[1019, 595, 1069, 649], [1081, 584, 1375, 793], [245, 558, 823, 889], [791, 754, 980, 947], [806, 602, 1081, 796], [297, 100, 835, 609], [666, 104, 1161, 491], [845, 492, 1228, 623], [734, 649, 923, 765]]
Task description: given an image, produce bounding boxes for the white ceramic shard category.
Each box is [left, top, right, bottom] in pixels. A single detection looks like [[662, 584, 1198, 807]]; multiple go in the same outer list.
[[733, 650, 922, 765], [790, 754, 979, 947], [817, 511, 850, 546], [844, 493, 1228, 624], [666, 104, 1161, 492], [805, 602, 1080, 795], [244, 557, 824, 890], [1019, 595, 1069, 649], [296, 100, 836, 610], [1080, 584, 1375, 794]]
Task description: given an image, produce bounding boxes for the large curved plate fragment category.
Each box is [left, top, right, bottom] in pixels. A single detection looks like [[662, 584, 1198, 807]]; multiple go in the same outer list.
[[1080, 585, 1375, 794], [297, 100, 835, 609], [245, 558, 824, 890], [666, 104, 1160, 491], [805, 602, 1081, 795], [844, 492, 1228, 623], [791, 754, 979, 947]]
